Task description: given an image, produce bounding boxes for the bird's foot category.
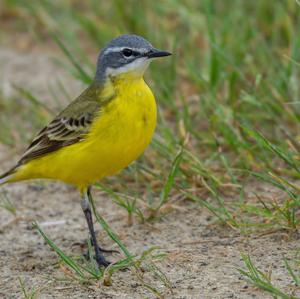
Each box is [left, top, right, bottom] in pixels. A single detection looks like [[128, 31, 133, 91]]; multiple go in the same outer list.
[[83, 239, 119, 268], [83, 248, 112, 268], [88, 237, 119, 253], [95, 254, 111, 268], [96, 246, 119, 254], [83, 245, 117, 259]]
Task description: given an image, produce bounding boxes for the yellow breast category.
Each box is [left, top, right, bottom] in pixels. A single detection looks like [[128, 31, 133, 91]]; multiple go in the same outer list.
[[16, 77, 157, 190], [84, 77, 157, 181]]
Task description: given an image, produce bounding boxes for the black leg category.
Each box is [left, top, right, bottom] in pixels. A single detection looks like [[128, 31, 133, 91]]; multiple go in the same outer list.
[[81, 187, 110, 268]]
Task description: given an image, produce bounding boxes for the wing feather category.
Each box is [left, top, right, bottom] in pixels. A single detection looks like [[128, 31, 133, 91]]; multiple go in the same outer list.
[[18, 83, 113, 165], [20, 113, 93, 163]]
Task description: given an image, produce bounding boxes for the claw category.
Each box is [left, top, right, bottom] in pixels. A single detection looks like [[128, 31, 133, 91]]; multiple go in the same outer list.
[[96, 256, 111, 268], [83, 249, 111, 268], [88, 237, 119, 254], [83, 241, 118, 268], [97, 246, 119, 254]]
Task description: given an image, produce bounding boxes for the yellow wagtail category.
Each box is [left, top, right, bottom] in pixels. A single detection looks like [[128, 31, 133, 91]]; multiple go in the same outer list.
[[0, 34, 171, 267]]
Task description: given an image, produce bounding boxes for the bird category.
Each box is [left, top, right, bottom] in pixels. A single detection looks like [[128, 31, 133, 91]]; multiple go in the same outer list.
[[0, 34, 171, 267]]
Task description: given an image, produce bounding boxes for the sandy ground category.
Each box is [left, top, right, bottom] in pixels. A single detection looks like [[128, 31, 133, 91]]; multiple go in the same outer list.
[[0, 48, 299, 299]]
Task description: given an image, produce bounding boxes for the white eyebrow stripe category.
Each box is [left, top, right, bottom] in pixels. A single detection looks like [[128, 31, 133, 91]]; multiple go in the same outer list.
[[103, 46, 148, 55]]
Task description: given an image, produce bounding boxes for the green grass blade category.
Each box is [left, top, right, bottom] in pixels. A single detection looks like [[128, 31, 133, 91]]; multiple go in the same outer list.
[[33, 221, 85, 278], [283, 257, 300, 287], [51, 34, 92, 84], [157, 149, 183, 210], [238, 254, 299, 299], [88, 192, 132, 258]]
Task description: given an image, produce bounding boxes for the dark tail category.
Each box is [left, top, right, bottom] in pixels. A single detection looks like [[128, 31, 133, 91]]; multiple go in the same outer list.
[[0, 166, 18, 185]]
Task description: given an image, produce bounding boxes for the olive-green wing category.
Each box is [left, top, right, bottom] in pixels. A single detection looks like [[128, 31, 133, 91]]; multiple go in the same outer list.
[[19, 85, 107, 164]]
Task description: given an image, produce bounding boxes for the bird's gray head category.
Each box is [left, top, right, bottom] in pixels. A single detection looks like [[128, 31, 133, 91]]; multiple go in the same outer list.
[[95, 34, 171, 82]]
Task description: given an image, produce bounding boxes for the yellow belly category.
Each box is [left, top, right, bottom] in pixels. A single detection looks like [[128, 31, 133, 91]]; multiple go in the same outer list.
[[14, 78, 157, 191]]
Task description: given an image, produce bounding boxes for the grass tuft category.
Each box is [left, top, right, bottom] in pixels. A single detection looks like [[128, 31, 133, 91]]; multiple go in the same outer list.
[[33, 196, 171, 296], [18, 277, 39, 299], [0, 191, 17, 216], [238, 254, 300, 299]]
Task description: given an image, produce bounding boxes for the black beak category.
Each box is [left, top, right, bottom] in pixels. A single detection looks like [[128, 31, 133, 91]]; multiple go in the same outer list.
[[146, 48, 172, 58]]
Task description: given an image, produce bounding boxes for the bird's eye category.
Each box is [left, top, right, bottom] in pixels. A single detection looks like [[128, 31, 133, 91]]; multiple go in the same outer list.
[[122, 48, 133, 57]]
